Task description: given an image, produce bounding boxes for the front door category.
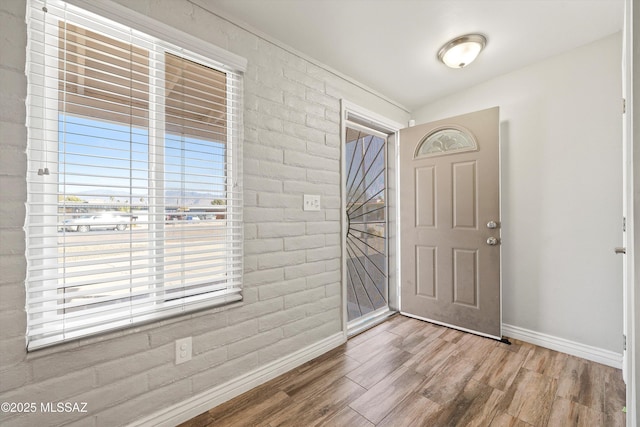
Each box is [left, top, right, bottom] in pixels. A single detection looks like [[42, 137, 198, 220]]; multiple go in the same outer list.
[[399, 107, 501, 338]]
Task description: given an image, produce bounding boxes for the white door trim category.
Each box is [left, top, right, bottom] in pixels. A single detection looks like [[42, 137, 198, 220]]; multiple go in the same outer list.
[[623, 0, 636, 425]]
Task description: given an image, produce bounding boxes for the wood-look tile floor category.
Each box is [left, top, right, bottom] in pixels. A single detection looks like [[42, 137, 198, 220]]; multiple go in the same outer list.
[[180, 315, 626, 427]]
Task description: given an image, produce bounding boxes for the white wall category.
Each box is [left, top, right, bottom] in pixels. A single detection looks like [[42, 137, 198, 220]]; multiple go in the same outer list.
[[0, 0, 409, 426], [413, 33, 623, 353]]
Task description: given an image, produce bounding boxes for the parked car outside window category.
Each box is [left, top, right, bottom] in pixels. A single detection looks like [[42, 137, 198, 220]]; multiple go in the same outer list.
[[60, 213, 130, 232]]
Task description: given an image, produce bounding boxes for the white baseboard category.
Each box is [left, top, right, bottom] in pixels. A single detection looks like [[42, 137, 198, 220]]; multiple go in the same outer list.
[[128, 332, 346, 427], [502, 323, 622, 369]]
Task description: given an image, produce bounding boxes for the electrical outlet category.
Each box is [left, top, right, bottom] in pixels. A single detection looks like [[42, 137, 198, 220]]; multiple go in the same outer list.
[[175, 337, 192, 365], [303, 194, 321, 211]]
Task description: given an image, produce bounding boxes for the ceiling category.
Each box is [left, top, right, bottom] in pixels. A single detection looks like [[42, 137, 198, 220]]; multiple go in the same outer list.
[[197, 0, 623, 111]]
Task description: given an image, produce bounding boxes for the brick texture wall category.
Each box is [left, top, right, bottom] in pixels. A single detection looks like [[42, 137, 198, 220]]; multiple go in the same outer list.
[[0, 0, 408, 425]]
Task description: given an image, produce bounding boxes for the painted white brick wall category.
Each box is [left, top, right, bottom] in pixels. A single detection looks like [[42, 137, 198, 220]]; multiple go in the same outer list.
[[0, 0, 409, 425]]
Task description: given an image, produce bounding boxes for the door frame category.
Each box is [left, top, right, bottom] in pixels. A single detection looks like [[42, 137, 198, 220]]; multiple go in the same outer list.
[[623, 0, 637, 425], [340, 100, 404, 337]]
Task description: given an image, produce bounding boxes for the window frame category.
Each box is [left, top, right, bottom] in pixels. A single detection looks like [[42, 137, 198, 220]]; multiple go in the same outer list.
[[25, 0, 246, 350]]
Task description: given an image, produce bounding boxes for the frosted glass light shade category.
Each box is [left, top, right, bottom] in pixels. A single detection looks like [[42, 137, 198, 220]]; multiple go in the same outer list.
[[438, 34, 487, 69]]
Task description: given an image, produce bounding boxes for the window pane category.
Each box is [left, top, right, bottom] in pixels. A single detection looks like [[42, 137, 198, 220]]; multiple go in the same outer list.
[[163, 133, 229, 298], [165, 53, 227, 142], [416, 128, 476, 157], [59, 22, 149, 127], [58, 115, 150, 316]]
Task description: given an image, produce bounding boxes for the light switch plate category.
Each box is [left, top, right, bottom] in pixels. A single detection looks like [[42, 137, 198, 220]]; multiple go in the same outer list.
[[303, 194, 321, 211]]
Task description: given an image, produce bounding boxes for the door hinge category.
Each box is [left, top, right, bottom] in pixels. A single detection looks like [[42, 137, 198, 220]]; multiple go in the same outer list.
[[623, 217, 626, 232], [623, 98, 626, 114], [624, 334, 627, 351]]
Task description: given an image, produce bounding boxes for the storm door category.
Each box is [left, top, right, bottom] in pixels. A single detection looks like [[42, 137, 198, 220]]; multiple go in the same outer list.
[[345, 124, 389, 325]]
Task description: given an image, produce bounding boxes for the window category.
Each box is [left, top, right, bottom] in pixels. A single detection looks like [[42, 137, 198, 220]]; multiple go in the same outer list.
[[25, 0, 245, 349], [415, 126, 477, 158]]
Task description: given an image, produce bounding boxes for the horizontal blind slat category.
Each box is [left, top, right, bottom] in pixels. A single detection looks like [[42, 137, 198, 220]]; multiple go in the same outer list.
[[29, 256, 243, 283], [28, 278, 242, 315], [28, 283, 243, 326], [27, 289, 243, 342], [28, 244, 241, 270]]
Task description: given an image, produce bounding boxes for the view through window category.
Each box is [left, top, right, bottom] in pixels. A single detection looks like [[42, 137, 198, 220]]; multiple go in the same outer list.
[[26, 0, 244, 349]]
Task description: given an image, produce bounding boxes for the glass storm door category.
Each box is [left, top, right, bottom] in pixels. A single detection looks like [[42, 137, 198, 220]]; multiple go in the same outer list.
[[345, 125, 389, 323]]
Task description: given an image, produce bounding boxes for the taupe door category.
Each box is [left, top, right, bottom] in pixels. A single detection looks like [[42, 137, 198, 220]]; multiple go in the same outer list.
[[400, 107, 501, 338]]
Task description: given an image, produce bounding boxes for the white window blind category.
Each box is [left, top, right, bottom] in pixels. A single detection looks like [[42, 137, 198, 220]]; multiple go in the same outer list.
[[25, 0, 245, 350]]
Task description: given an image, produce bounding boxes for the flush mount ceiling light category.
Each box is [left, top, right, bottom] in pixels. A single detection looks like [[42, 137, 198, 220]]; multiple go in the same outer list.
[[437, 34, 487, 69]]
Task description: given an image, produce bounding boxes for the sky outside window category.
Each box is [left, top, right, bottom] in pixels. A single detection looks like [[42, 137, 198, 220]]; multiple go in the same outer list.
[[58, 114, 226, 207]]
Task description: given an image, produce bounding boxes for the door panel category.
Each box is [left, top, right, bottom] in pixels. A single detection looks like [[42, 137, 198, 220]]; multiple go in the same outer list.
[[415, 167, 435, 227], [453, 161, 477, 229], [453, 248, 478, 307], [400, 107, 501, 338], [416, 245, 436, 297]]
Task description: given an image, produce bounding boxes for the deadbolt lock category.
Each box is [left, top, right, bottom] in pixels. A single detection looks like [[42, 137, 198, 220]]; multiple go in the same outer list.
[[487, 221, 498, 229]]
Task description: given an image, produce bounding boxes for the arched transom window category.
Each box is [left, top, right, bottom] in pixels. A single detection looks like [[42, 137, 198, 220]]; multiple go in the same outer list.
[[415, 126, 477, 158]]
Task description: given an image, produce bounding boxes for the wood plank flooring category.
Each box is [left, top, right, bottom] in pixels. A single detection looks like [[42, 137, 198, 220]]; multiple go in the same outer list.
[[179, 315, 626, 427]]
